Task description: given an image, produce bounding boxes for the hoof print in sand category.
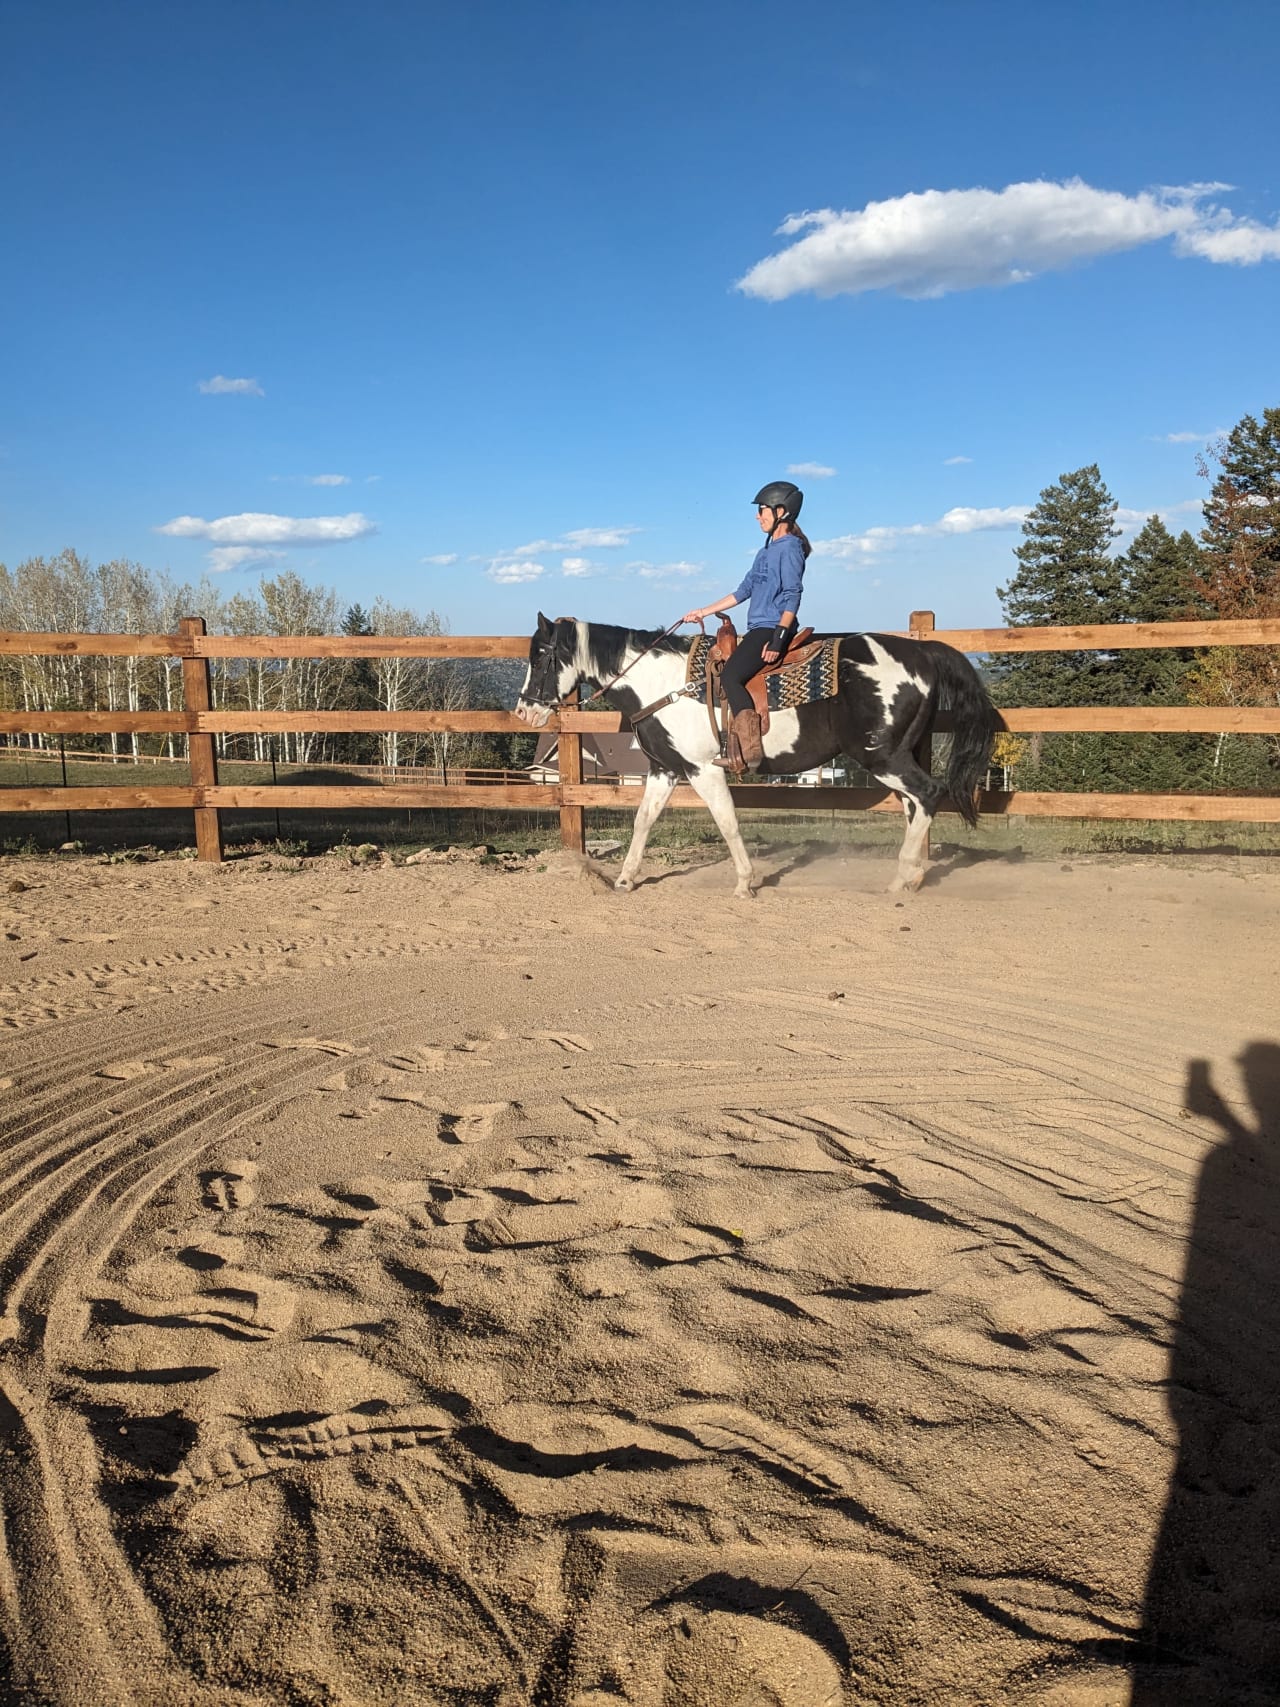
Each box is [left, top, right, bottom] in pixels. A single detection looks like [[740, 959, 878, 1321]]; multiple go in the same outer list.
[[98, 1059, 159, 1081], [660, 1611, 843, 1707], [203, 1158, 259, 1211], [264, 1036, 367, 1057], [438, 1102, 524, 1144]]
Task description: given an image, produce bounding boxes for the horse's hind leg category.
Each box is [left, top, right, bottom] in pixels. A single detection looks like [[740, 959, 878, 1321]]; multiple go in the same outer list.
[[615, 770, 677, 892], [688, 763, 755, 899], [871, 753, 943, 894]]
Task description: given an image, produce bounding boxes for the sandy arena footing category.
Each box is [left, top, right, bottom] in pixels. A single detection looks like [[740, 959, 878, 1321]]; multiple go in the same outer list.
[[1, 844, 1277, 1706]]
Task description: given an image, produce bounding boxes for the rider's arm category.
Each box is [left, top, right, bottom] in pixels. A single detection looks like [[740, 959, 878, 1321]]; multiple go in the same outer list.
[[682, 591, 742, 623], [779, 534, 804, 616]]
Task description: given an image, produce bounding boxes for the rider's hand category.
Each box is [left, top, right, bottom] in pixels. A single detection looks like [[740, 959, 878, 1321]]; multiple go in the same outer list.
[[761, 645, 779, 663], [682, 608, 703, 625]]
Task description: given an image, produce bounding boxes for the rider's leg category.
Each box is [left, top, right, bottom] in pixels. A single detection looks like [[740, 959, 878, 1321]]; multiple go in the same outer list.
[[714, 630, 771, 769], [719, 630, 771, 715]]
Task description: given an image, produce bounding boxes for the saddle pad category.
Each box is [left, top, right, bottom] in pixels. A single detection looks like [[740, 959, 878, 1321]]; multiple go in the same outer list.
[[686, 633, 714, 685], [687, 633, 842, 711], [766, 636, 842, 711]]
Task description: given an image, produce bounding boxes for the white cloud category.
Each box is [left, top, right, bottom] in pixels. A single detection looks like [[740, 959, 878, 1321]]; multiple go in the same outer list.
[[630, 560, 703, 581], [561, 557, 596, 576], [198, 375, 264, 396], [421, 553, 459, 566], [487, 561, 545, 584], [935, 505, 1029, 533], [305, 473, 350, 486], [737, 179, 1280, 301], [786, 462, 836, 478], [509, 524, 641, 557], [943, 454, 973, 465], [1115, 499, 1204, 531], [813, 504, 1029, 563], [155, 512, 377, 545], [564, 525, 640, 549], [1152, 429, 1226, 444], [207, 547, 286, 574]]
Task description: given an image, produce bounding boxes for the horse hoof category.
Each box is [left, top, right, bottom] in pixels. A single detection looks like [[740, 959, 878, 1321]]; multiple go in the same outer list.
[[888, 870, 923, 895], [614, 877, 634, 893]]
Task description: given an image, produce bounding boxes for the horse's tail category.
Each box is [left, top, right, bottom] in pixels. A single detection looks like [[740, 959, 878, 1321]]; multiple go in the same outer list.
[[926, 642, 1006, 829]]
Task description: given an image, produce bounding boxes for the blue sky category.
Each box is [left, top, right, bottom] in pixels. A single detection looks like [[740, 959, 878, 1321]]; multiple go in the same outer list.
[[3, 0, 1278, 636]]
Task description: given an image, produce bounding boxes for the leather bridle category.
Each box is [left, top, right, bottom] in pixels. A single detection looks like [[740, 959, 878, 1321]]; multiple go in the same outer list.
[[537, 616, 693, 714]]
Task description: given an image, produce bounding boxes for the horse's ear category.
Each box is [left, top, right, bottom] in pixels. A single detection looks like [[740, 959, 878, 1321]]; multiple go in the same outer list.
[[536, 611, 553, 637]]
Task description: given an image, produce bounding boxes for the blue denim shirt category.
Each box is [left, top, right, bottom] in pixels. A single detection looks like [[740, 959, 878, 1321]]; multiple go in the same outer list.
[[733, 533, 805, 630]]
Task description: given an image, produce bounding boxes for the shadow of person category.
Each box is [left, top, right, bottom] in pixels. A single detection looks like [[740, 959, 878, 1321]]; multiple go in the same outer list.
[[1132, 1043, 1280, 1705]]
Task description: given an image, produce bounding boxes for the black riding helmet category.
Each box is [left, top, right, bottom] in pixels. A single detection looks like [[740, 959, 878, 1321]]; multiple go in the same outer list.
[[753, 480, 803, 543]]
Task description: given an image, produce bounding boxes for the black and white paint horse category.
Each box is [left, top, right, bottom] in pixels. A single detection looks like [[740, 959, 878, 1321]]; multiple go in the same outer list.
[[516, 614, 1004, 899]]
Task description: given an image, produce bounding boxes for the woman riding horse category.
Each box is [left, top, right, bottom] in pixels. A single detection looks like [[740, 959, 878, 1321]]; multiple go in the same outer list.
[[683, 480, 812, 770]]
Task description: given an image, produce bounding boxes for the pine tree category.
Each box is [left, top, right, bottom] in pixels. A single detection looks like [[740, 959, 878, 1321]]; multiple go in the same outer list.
[[1201, 406, 1280, 591], [1117, 518, 1203, 702], [336, 603, 379, 765], [991, 464, 1124, 710], [1186, 407, 1280, 775]]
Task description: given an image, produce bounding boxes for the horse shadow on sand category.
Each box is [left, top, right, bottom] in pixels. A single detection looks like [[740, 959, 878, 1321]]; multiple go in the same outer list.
[[1132, 1041, 1280, 1705]]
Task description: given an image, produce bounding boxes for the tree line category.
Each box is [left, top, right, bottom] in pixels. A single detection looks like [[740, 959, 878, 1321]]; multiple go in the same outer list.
[[0, 560, 532, 772], [988, 403, 1279, 792]]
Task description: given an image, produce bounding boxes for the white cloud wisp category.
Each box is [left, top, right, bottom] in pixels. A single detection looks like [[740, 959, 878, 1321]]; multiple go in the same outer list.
[[208, 547, 287, 574], [786, 462, 837, 479], [509, 525, 641, 558], [156, 512, 377, 546], [814, 504, 1029, 563], [737, 179, 1280, 301], [156, 510, 376, 573], [631, 560, 703, 581], [487, 561, 545, 585], [198, 375, 264, 396]]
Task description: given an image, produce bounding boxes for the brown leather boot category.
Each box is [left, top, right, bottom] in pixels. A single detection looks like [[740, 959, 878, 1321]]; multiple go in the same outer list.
[[713, 709, 762, 770]]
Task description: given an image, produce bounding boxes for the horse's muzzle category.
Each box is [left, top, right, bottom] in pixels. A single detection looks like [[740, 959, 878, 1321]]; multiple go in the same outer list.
[[515, 701, 552, 729]]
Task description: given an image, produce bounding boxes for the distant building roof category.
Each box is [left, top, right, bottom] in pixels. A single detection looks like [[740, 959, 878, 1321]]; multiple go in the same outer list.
[[531, 732, 648, 777]]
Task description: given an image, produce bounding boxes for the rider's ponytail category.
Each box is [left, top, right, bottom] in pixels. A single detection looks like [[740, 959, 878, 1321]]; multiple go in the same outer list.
[[790, 522, 813, 560]]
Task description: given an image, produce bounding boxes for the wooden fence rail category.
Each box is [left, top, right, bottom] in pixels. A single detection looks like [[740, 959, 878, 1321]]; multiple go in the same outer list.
[[2, 611, 1279, 859]]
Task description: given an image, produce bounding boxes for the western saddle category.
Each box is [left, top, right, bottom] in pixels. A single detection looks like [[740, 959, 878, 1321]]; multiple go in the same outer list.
[[710, 615, 822, 724], [707, 615, 825, 772]]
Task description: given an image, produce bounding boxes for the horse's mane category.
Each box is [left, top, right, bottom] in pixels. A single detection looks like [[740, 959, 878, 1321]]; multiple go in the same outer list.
[[581, 620, 692, 680]]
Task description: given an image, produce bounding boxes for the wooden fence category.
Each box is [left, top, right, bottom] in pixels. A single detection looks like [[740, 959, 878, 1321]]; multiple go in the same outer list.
[[2, 611, 1279, 861]]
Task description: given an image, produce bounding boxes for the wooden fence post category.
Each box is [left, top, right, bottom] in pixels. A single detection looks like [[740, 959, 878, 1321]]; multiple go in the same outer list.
[[557, 690, 586, 853], [179, 616, 223, 862], [909, 610, 936, 861]]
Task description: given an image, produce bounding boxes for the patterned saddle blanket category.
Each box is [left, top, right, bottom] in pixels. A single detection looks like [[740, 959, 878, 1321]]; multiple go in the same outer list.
[[687, 632, 843, 714]]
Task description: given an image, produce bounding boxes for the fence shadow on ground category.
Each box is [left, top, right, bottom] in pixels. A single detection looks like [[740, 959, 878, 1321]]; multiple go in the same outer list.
[[1131, 1042, 1280, 1704]]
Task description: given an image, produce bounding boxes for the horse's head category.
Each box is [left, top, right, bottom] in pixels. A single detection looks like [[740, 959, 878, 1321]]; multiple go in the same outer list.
[[515, 613, 581, 729]]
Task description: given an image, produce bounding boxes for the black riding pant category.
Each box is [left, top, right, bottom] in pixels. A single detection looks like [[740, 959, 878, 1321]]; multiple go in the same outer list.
[[721, 625, 793, 716]]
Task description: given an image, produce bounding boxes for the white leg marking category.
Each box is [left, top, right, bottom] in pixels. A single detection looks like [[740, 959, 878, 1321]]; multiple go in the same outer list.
[[688, 764, 756, 899], [614, 772, 677, 891], [878, 775, 931, 894]]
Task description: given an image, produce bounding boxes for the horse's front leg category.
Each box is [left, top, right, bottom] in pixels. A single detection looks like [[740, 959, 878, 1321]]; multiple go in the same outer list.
[[614, 770, 677, 892], [688, 764, 756, 899]]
